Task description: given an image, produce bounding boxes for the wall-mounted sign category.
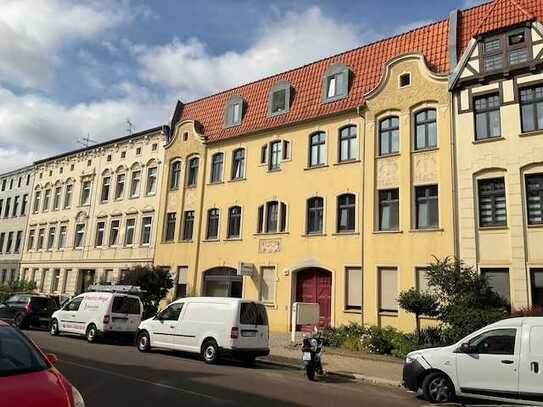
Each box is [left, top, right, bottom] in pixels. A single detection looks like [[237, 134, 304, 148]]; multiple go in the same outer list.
[[237, 262, 255, 276]]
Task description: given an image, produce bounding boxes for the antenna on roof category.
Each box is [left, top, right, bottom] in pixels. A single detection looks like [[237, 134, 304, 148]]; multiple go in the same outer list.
[[77, 134, 97, 148], [126, 118, 134, 135]]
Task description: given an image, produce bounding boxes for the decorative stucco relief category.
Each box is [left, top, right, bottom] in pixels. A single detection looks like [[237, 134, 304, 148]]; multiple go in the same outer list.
[[413, 151, 438, 184], [184, 189, 197, 210], [259, 239, 281, 254], [376, 156, 399, 188]]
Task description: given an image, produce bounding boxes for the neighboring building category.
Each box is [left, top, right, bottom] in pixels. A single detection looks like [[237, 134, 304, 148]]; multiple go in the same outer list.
[[154, 12, 452, 331], [0, 166, 34, 283], [450, 0, 543, 309], [20, 127, 166, 295]]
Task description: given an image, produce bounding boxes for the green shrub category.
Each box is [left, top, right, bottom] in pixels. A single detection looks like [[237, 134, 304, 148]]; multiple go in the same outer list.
[[0, 280, 37, 303]]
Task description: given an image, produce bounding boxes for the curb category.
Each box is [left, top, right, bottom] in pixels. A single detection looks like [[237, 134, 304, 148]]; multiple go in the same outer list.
[[257, 357, 402, 387]]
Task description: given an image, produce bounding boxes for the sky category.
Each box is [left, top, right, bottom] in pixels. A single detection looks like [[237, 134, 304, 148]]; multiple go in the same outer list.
[[0, 0, 487, 172]]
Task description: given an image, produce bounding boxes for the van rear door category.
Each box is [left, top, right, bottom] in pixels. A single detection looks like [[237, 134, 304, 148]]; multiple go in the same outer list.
[[236, 302, 269, 349], [110, 295, 142, 333], [518, 322, 543, 402]]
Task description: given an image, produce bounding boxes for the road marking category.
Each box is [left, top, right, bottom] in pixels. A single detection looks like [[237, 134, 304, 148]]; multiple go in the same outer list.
[[59, 359, 239, 405]]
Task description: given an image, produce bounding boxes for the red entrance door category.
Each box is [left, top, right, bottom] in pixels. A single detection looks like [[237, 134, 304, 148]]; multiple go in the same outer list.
[[295, 268, 332, 328]]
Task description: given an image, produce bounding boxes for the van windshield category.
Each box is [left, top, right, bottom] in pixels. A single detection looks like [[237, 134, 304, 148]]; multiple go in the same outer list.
[[112, 297, 141, 314], [240, 303, 268, 326]]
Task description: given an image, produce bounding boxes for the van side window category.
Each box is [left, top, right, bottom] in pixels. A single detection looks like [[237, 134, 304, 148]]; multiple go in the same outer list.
[[240, 303, 268, 326], [468, 328, 516, 355], [159, 303, 184, 321], [112, 297, 141, 314], [65, 297, 83, 312]]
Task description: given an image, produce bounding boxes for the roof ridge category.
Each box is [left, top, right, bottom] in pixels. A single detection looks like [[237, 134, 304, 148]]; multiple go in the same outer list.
[[474, 0, 534, 35], [180, 17, 449, 107]]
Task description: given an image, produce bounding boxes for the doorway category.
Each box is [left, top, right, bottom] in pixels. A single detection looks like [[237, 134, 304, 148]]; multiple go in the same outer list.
[[295, 268, 332, 328]]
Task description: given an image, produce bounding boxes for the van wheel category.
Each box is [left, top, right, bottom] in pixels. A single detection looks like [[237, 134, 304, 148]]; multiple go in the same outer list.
[[137, 331, 151, 352], [50, 319, 59, 336], [202, 340, 219, 364], [86, 324, 98, 343], [422, 372, 455, 404]]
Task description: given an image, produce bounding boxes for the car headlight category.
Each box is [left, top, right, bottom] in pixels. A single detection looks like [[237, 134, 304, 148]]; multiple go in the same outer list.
[[405, 356, 416, 364], [72, 385, 85, 407]]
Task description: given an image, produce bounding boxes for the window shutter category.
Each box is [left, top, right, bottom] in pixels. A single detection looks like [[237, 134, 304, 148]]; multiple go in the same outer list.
[[260, 145, 268, 164], [346, 267, 362, 309], [257, 205, 264, 233], [280, 202, 287, 232], [282, 140, 290, 160], [379, 267, 398, 312]]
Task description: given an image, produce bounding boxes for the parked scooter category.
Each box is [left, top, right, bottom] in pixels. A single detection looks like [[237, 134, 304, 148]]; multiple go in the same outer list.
[[301, 329, 325, 381]]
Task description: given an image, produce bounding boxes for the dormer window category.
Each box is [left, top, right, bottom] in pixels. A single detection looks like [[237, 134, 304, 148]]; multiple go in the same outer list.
[[268, 80, 291, 117], [224, 96, 244, 127], [322, 63, 349, 103], [482, 27, 530, 73]]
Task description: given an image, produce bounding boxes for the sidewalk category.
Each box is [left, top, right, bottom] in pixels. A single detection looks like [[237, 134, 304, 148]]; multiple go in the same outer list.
[[261, 332, 403, 386]]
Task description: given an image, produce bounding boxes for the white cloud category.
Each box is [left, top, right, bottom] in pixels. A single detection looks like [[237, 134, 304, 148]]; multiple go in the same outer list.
[[0, 0, 139, 89], [462, 0, 489, 9], [135, 6, 374, 101]]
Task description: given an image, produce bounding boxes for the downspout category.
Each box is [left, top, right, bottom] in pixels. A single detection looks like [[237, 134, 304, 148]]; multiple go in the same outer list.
[[357, 104, 367, 326], [192, 141, 208, 296]]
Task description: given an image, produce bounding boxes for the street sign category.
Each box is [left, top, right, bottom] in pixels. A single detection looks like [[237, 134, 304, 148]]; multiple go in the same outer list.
[[237, 262, 255, 276]]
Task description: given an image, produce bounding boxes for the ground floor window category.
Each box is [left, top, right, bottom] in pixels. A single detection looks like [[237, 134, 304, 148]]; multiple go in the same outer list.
[[203, 267, 242, 298], [531, 268, 543, 307], [176, 266, 188, 299], [481, 268, 510, 303], [378, 267, 398, 313], [345, 267, 362, 311], [259, 266, 276, 304], [416, 267, 430, 293]]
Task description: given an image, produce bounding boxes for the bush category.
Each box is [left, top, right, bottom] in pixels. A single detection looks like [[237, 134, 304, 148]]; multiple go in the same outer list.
[[0, 280, 37, 303]]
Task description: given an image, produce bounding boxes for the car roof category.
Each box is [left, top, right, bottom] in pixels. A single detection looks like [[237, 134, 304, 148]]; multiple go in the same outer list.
[[489, 317, 543, 328], [171, 297, 263, 305]]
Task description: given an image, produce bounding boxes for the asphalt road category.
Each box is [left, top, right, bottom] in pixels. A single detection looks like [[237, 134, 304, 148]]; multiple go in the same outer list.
[[27, 329, 424, 407]]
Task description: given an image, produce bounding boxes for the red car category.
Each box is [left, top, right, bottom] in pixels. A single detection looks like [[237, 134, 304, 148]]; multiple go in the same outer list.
[[0, 320, 85, 407]]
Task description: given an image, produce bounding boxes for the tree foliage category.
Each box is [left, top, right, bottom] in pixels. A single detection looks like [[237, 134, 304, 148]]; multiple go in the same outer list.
[[0, 280, 37, 303], [398, 288, 439, 342]]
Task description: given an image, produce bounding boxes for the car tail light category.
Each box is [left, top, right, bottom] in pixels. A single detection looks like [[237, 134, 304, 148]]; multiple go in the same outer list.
[[230, 327, 239, 339], [24, 303, 33, 314], [103, 315, 110, 324]]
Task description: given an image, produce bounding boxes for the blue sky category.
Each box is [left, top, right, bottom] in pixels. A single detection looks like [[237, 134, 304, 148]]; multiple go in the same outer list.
[[0, 0, 485, 172]]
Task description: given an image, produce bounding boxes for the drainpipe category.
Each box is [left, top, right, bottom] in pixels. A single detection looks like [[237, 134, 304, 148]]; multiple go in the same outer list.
[[193, 143, 208, 296], [357, 104, 366, 326]]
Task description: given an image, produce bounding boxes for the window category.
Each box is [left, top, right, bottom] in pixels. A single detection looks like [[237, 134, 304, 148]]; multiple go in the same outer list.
[[231, 149, 245, 180], [306, 197, 324, 234], [268, 80, 291, 116], [80, 180, 92, 205], [339, 126, 357, 162], [260, 144, 268, 164], [468, 329, 516, 355], [206, 209, 220, 240], [74, 224, 85, 248], [269, 141, 281, 170], [136, 147, 141, 155], [210, 153, 223, 183], [107, 154, 112, 162], [37, 228, 45, 250], [53, 187, 61, 210], [66, 296, 83, 312], [345, 267, 362, 311], [323, 63, 349, 102], [0, 179, 5, 191], [64, 184, 73, 208], [109, 219, 120, 246], [478, 177, 506, 227], [474, 94, 501, 140], [33, 191, 41, 213], [415, 109, 437, 150], [520, 85, 543, 133], [531, 268, 543, 307], [257, 201, 287, 233], [51, 270, 60, 292], [115, 174, 125, 199], [170, 161, 181, 190], [95, 221, 105, 247], [121, 151, 126, 158], [0, 233, 4, 253], [482, 29, 530, 72], [265, 201, 279, 233], [158, 303, 184, 321], [27, 229, 35, 251], [187, 157, 199, 187], [379, 267, 398, 313], [416, 267, 431, 293], [3, 197, 10, 218], [481, 268, 510, 303], [225, 96, 243, 127], [12, 196, 19, 217], [175, 266, 188, 299], [337, 193, 355, 233], [182, 211, 194, 241], [165, 213, 176, 242], [526, 174, 543, 225], [227, 206, 241, 238], [21, 194, 28, 216], [379, 116, 400, 155], [101, 176, 111, 202], [415, 185, 439, 229], [14, 231, 22, 253], [58, 225, 67, 249], [483, 37, 503, 71], [399, 73, 411, 87], [146, 167, 157, 195], [130, 170, 141, 197], [47, 227, 55, 250], [378, 189, 399, 231], [125, 218, 136, 245], [152, 143, 158, 151], [141, 216, 152, 245], [309, 132, 326, 167], [5, 232, 13, 253], [260, 267, 277, 304]]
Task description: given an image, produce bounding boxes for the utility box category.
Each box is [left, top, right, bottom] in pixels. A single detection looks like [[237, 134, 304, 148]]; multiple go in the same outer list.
[[291, 302, 319, 342]]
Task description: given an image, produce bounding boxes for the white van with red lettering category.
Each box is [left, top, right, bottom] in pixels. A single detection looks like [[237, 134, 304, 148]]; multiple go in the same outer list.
[[49, 285, 143, 343]]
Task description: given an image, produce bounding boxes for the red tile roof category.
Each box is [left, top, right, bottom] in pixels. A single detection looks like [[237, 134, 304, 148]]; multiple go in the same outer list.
[[176, 0, 543, 143]]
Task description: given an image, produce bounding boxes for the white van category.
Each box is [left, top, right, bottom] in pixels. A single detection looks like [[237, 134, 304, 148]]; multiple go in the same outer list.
[[403, 317, 543, 405], [136, 297, 270, 364], [49, 289, 143, 343]]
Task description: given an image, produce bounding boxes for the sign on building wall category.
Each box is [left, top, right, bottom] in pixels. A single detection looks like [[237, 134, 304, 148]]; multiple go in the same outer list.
[[237, 262, 255, 276]]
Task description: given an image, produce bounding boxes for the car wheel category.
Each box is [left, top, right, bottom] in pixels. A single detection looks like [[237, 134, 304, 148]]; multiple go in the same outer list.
[[137, 331, 151, 352], [86, 324, 98, 343], [14, 314, 28, 330], [201, 340, 219, 364], [50, 319, 60, 336], [422, 372, 455, 404]]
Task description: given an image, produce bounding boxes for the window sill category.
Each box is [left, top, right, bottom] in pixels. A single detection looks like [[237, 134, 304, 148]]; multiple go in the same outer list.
[[262, 302, 277, 310], [179, 239, 193, 243], [378, 311, 398, 317], [472, 136, 504, 145], [334, 159, 360, 166], [331, 231, 358, 236], [302, 233, 327, 237], [228, 177, 246, 183], [527, 223, 543, 229], [322, 94, 347, 104], [376, 152, 400, 159], [225, 237, 242, 241], [519, 129, 543, 138], [409, 228, 444, 233], [207, 181, 224, 186], [267, 168, 281, 173], [304, 164, 328, 171], [254, 231, 289, 237], [373, 230, 402, 234], [202, 239, 220, 243], [186, 184, 197, 189], [411, 147, 439, 154], [344, 308, 362, 314], [479, 225, 509, 231]]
